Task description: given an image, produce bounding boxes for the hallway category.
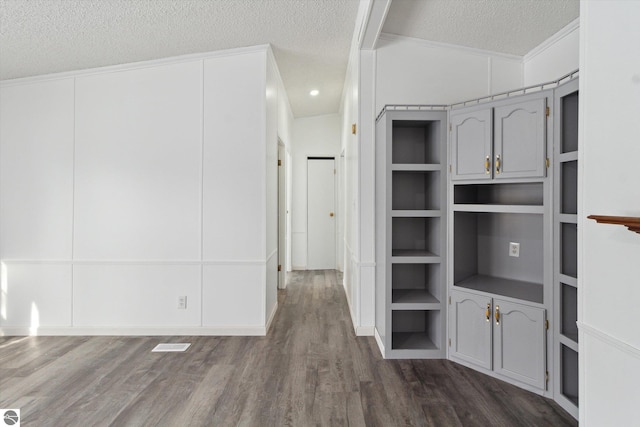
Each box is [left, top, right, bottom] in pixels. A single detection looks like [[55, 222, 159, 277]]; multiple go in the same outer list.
[[0, 270, 575, 426]]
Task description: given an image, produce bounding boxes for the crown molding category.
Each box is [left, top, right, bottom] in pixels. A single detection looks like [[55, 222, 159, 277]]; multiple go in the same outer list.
[[524, 18, 580, 63]]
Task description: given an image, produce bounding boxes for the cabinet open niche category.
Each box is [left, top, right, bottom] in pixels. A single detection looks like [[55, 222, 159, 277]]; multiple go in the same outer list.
[[453, 209, 544, 304], [391, 310, 441, 350], [392, 263, 441, 306], [392, 216, 441, 259], [392, 120, 442, 165]]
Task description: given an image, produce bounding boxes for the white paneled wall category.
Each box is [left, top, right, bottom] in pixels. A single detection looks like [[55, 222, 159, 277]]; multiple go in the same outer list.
[[74, 61, 203, 260], [0, 79, 75, 260], [0, 46, 289, 335]]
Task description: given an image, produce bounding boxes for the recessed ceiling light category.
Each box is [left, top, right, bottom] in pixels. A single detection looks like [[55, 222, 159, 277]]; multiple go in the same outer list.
[[310, 89, 319, 96]]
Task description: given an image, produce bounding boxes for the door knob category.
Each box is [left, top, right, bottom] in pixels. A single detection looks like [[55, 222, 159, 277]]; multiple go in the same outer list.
[[329, 212, 334, 217]]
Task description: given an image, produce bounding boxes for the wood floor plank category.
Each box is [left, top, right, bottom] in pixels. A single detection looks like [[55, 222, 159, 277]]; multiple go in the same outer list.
[[0, 270, 577, 426]]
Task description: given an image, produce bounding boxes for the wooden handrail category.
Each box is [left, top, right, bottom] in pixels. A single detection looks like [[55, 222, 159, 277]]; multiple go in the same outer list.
[[587, 215, 640, 234]]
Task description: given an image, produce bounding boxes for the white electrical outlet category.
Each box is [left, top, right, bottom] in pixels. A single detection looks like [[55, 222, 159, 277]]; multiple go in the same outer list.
[[177, 296, 187, 309], [509, 242, 520, 258]]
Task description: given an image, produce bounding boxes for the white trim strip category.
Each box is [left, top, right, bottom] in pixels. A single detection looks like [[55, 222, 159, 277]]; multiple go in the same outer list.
[[578, 321, 640, 359], [524, 18, 580, 63], [1, 45, 270, 87], [356, 326, 375, 336], [266, 249, 278, 262], [0, 326, 267, 337], [0, 259, 267, 266]]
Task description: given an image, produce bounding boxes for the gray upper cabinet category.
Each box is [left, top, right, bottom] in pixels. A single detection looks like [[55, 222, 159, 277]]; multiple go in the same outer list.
[[494, 98, 547, 179], [493, 298, 546, 390], [451, 93, 548, 181], [450, 109, 492, 180]]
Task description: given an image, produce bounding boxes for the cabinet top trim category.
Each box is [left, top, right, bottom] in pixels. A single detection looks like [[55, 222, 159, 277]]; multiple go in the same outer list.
[[376, 69, 579, 122]]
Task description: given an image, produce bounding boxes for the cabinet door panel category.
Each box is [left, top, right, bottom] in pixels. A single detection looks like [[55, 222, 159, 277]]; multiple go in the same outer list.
[[494, 98, 546, 179], [451, 109, 492, 181], [493, 299, 546, 389], [450, 290, 492, 369]]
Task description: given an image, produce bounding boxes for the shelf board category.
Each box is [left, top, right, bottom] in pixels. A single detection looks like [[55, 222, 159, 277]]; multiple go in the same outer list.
[[559, 333, 579, 351], [558, 214, 578, 224], [454, 275, 543, 304], [392, 249, 438, 257], [391, 164, 441, 171], [392, 210, 441, 218], [588, 215, 640, 234], [392, 256, 441, 264], [558, 274, 577, 288], [392, 289, 439, 304], [558, 151, 578, 162], [391, 332, 438, 350], [453, 204, 544, 214]]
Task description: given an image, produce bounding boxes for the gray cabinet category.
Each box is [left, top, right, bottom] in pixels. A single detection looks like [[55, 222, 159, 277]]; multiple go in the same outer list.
[[451, 94, 548, 181], [450, 109, 492, 180], [450, 289, 547, 390], [375, 108, 447, 359], [450, 290, 492, 369], [553, 78, 579, 419]]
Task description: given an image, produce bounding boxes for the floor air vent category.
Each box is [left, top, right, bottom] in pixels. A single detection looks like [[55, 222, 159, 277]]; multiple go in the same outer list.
[[151, 343, 191, 352]]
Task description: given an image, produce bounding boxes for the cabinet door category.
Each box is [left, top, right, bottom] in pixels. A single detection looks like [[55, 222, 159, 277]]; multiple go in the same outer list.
[[493, 98, 546, 179], [450, 290, 492, 370], [450, 108, 492, 181], [493, 299, 546, 389]]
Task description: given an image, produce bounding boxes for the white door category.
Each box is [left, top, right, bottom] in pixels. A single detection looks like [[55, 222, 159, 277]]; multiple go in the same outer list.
[[307, 158, 336, 269], [278, 142, 287, 288]]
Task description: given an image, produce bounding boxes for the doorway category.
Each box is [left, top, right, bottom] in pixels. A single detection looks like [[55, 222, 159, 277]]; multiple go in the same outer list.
[[307, 157, 336, 269]]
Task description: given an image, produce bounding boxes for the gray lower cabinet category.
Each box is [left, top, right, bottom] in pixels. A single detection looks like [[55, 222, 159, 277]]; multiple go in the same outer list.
[[451, 92, 549, 181], [450, 289, 547, 390]]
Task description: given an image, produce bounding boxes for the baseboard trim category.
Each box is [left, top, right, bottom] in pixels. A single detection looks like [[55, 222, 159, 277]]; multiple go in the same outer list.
[[265, 302, 278, 333], [374, 327, 385, 357], [355, 326, 375, 336], [0, 326, 267, 337]]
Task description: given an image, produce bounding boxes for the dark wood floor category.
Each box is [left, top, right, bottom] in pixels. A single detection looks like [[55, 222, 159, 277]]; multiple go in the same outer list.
[[0, 270, 576, 426]]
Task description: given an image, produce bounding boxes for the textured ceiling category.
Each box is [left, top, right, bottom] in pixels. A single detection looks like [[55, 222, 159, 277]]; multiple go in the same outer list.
[[0, 0, 360, 118], [383, 0, 580, 55], [1, 0, 580, 118]]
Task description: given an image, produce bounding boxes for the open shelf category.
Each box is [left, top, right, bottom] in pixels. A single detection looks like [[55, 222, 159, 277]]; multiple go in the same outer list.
[[392, 217, 440, 257], [392, 171, 441, 210], [561, 161, 578, 215], [392, 164, 440, 172], [392, 210, 441, 218], [561, 345, 579, 407], [561, 91, 579, 154], [454, 182, 544, 206], [454, 211, 544, 304], [391, 310, 440, 350], [454, 275, 543, 304], [561, 283, 578, 344], [561, 223, 578, 278], [392, 263, 441, 306], [392, 120, 442, 164]]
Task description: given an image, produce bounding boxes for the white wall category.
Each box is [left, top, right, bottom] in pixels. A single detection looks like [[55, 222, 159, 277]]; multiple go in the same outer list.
[[0, 46, 292, 335], [375, 34, 523, 112], [290, 114, 342, 270], [0, 79, 75, 328], [524, 19, 579, 86], [579, 1, 640, 424]]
